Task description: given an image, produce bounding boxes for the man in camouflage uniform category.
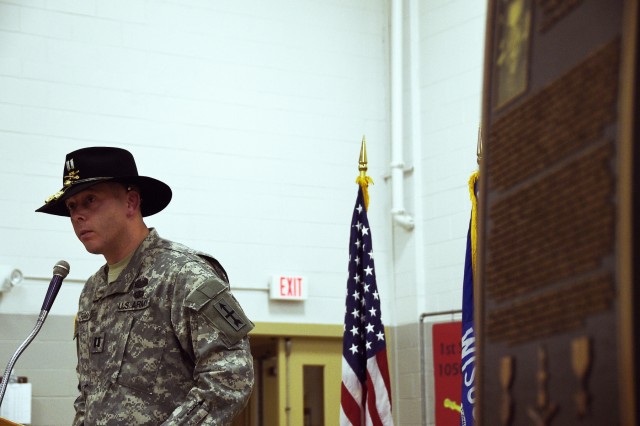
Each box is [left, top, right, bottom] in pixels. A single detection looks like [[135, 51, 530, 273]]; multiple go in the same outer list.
[[36, 147, 254, 425]]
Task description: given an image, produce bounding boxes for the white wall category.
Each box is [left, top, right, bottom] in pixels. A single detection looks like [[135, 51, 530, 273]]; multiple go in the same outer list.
[[412, 0, 487, 319], [0, 0, 392, 327], [0, 1, 488, 425], [0, 0, 488, 327], [389, 1, 487, 425]]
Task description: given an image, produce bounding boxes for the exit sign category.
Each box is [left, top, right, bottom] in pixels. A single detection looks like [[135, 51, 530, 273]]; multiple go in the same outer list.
[[270, 275, 308, 301]]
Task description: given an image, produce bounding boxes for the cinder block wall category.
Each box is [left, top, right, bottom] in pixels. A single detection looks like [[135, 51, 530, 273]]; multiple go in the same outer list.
[[0, 0, 391, 320], [0, 1, 391, 424], [0, 1, 488, 425], [389, 1, 487, 425]]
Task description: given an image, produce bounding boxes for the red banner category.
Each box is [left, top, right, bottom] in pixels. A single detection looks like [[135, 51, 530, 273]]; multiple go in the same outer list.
[[432, 321, 462, 425]]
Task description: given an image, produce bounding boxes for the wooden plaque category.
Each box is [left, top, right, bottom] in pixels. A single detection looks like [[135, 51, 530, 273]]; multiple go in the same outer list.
[[477, 0, 638, 424]]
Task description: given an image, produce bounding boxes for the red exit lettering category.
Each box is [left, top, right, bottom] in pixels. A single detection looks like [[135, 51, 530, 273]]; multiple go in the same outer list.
[[280, 276, 303, 297]]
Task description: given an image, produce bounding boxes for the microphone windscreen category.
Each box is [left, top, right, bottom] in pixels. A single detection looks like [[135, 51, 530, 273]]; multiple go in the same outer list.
[[53, 260, 70, 278]]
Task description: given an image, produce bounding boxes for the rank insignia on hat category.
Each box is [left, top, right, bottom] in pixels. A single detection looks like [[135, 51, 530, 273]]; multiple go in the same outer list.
[[45, 170, 81, 204]]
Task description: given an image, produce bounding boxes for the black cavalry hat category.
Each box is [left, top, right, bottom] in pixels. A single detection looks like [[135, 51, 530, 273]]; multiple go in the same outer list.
[[36, 147, 172, 217]]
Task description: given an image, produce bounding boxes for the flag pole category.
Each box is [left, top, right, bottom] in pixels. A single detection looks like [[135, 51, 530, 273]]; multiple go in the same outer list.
[[356, 135, 374, 211]]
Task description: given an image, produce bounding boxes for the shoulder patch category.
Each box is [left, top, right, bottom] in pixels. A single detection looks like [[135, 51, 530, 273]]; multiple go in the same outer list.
[[186, 279, 254, 346], [213, 296, 248, 331]]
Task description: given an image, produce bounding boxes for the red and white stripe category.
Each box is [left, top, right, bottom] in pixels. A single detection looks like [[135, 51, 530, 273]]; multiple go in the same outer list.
[[340, 351, 394, 426]]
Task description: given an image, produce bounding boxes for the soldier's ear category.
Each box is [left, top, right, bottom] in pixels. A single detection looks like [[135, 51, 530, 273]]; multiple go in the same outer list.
[[125, 186, 142, 216]]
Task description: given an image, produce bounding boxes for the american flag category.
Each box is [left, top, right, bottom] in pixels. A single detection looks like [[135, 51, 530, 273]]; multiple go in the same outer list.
[[340, 186, 394, 426]]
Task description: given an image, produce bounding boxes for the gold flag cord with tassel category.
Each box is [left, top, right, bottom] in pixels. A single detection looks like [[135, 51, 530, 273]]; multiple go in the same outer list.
[[469, 171, 479, 275], [469, 125, 482, 274], [356, 136, 373, 211]]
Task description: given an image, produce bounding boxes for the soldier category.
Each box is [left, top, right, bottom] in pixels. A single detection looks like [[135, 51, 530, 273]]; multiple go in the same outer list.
[[36, 146, 254, 425]]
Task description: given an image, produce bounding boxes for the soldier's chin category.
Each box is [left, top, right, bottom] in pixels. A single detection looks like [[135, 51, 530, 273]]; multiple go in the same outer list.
[[80, 241, 103, 256]]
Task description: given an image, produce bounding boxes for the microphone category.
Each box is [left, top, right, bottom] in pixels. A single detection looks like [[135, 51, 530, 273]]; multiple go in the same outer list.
[[41, 260, 70, 313], [0, 260, 70, 408]]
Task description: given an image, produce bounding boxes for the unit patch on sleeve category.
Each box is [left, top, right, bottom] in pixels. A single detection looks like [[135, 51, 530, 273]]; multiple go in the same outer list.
[[186, 279, 254, 346], [214, 296, 247, 331]]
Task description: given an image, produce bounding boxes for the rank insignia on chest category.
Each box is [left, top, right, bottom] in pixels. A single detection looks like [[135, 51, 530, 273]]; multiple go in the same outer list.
[[91, 332, 105, 353]]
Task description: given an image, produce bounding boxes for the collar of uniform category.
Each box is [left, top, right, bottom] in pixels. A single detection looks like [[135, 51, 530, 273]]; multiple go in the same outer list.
[[95, 228, 160, 300], [101, 271, 136, 299]]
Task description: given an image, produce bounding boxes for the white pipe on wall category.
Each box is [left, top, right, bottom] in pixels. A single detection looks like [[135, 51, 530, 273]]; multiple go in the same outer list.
[[390, 0, 415, 231]]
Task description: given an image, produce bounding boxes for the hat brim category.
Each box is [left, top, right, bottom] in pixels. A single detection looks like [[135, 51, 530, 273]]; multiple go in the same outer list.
[[36, 176, 172, 217]]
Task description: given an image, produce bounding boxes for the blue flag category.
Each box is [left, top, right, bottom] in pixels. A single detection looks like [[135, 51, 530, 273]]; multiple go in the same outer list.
[[460, 171, 478, 426]]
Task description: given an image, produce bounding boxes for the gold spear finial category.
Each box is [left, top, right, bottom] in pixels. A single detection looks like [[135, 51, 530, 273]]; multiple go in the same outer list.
[[359, 135, 368, 178], [356, 135, 373, 211]]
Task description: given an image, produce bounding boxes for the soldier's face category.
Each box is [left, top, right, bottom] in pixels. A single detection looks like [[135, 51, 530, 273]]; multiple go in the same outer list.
[[65, 183, 130, 259]]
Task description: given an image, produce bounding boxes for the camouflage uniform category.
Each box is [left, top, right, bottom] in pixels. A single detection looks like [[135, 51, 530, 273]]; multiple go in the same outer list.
[[73, 229, 254, 425]]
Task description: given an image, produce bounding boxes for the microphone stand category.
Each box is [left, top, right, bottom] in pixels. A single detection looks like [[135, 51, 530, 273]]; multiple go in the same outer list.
[[0, 310, 49, 406], [0, 260, 69, 409]]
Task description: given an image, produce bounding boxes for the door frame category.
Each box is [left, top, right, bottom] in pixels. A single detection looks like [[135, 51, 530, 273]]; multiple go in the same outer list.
[[237, 322, 343, 426]]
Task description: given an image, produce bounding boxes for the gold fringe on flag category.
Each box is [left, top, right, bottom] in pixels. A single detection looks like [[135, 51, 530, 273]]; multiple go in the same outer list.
[[357, 136, 374, 211]]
